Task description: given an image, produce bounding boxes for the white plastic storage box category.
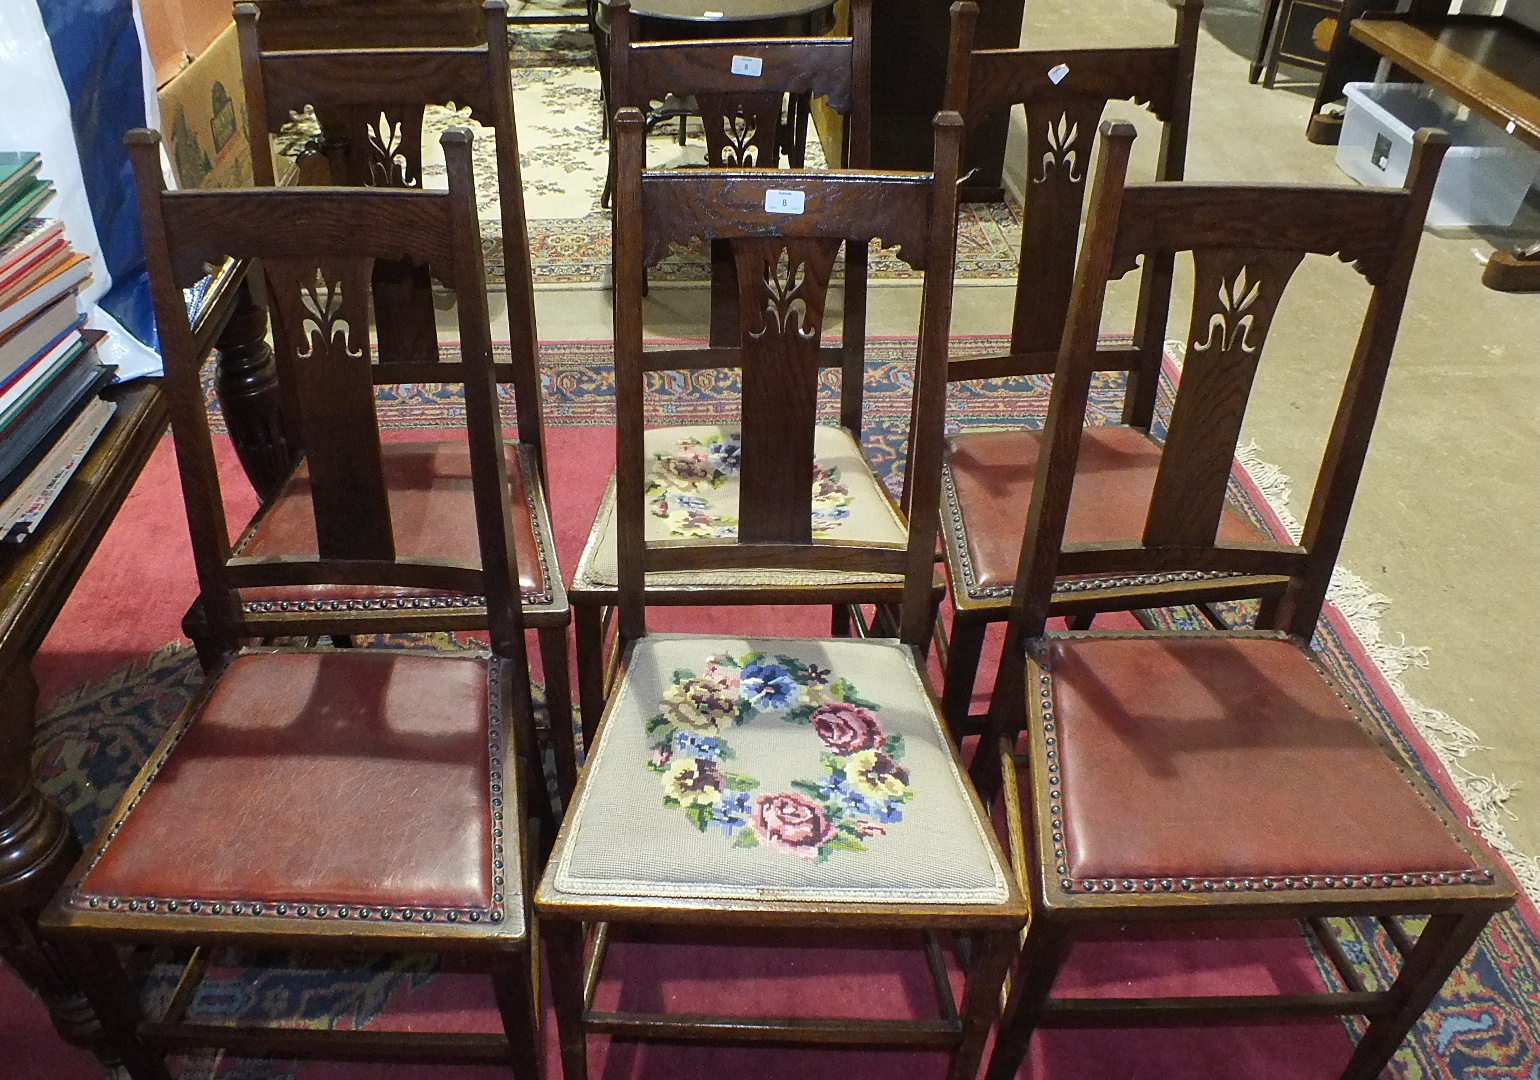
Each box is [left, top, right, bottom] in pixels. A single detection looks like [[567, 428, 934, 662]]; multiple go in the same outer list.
[[1338, 81, 1540, 228]]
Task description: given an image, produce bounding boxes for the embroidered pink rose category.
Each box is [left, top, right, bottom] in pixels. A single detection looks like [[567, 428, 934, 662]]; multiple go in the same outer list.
[[811, 701, 885, 756], [752, 792, 835, 859]]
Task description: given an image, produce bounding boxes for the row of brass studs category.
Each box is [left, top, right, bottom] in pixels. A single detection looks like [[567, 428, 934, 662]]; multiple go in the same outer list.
[[82, 894, 496, 922], [244, 595, 485, 613], [1062, 869, 1495, 894]]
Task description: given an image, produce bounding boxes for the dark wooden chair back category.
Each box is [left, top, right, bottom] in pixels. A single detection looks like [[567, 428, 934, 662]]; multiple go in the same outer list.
[[1011, 119, 1449, 645], [607, 0, 872, 170], [607, 0, 875, 430], [236, 0, 543, 461], [610, 107, 963, 648], [944, 0, 1200, 429], [240, 0, 488, 51], [128, 127, 528, 661]]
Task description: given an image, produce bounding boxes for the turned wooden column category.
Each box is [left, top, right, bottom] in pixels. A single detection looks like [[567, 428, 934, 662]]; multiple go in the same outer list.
[[212, 266, 297, 499], [0, 663, 112, 1061]]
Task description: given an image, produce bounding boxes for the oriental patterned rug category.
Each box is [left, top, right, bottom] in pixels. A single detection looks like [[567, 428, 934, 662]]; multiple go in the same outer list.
[[32, 341, 1540, 1079], [278, 28, 1023, 288]]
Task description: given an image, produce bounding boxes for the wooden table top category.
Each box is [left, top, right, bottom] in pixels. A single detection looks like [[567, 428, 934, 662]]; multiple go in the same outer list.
[[623, 0, 833, 22], [1351, 15, 1540, 152]]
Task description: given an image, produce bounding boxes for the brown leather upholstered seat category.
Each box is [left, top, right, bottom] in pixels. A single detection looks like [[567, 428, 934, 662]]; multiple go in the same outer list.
[[238, 440, 554, 606], [944, 427, 1266, 600], [71, 650, 517, 928], [1043, 635, 1480, 890]]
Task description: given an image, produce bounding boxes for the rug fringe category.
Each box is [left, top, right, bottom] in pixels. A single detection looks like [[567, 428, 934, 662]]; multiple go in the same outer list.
[[1235, 440, 1540, 906]]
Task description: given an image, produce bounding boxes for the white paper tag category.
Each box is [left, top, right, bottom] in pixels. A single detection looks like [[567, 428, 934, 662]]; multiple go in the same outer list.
[[1047, 62, 1070, 84], [731, 55, 764, 77], [1506, 119, 1518, 134], [703, 9, 723, 16], [765, 189, 805, 214]]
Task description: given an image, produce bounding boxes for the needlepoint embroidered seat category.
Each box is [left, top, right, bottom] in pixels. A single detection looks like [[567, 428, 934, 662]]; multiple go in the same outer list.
[[551, 634, 1012, 904], [571, 424, 908, 590], [1039, 633, 1485, 894], [65, 649, 523, 936], [942, 426, 1268, 603]]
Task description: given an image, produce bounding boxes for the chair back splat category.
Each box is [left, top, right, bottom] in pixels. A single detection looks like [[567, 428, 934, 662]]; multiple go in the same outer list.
[[943, 0, 1199, 427], [607, 0, 875, 425], [237, 0, 544, 462], [1010, 120, 1448, 650], [127, 128, 526, 668], [610, 106, 962, 650]]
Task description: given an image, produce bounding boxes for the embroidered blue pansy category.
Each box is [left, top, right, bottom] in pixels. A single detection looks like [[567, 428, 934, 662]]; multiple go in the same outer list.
[[643, 652, 915, 862], [706, 791, 755, 835], [671, 731, 728, 761], [705, 439, 741, 472], [740, 662, 798, 710]]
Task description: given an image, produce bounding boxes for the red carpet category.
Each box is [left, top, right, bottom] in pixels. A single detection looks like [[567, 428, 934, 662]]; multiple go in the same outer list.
[[8, 420, 1370, 1080]]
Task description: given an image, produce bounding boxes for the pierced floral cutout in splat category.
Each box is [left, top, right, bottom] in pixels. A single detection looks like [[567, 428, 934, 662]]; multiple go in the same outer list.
[[644, 653, 915, 861], [644, 431, 853, 538], [719, 112, 761, 167], [1037, 113, 1084, 184], [296, 269, 362, 360], [753, 249, 818, 341], [1194, 264, 1262, 354], [366, 111, 418, 188]]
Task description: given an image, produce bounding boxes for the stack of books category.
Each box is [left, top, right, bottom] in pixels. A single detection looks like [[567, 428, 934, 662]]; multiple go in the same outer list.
[[0, 152, 119, 546]]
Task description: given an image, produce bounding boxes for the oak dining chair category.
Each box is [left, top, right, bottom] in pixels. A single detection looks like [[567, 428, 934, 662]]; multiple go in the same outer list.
[[976, 118, 1514, 1080], [538, 107, 1027, 1080], [39, 128, 545, 1080]]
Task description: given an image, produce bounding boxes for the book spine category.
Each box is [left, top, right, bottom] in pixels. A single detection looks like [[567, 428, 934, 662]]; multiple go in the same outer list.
[[0, 398, 116, 538]]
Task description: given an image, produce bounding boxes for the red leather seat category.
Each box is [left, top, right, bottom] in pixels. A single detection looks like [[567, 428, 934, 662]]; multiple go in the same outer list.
[[946, 427, 1267, 597], [238, 440, 552, 606], [1042, 634, 1484, 892], [73, 649, 514, 926]]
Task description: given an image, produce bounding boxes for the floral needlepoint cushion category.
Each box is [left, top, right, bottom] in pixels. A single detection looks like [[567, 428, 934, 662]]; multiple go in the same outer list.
[[573, 425, 908, 589], [552, 636, 1011, 904]]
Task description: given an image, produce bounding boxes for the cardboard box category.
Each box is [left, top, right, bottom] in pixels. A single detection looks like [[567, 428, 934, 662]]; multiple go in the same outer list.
[[140, 0, 234, 87], [158, 23, 253, 191]]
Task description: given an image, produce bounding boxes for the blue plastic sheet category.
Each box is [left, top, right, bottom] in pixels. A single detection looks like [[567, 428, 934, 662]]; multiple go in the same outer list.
[[35, 0, 155, 349]]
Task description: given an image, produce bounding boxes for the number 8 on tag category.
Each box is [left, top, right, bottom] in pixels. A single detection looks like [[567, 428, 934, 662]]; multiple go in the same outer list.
[[765, 189, 805, 214]]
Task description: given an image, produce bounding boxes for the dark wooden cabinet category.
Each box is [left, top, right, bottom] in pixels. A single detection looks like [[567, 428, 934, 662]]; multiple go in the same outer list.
[[870, 0, 1024, 199]]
